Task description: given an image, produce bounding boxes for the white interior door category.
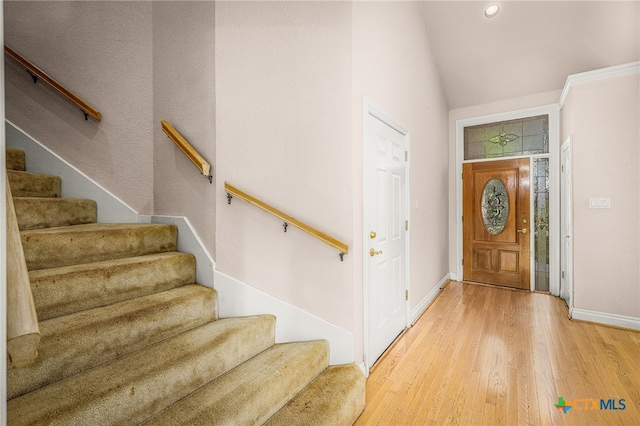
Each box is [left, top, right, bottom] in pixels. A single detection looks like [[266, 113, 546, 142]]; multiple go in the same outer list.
[[364, 104, 408, 368], [561, 137, 573, 311]]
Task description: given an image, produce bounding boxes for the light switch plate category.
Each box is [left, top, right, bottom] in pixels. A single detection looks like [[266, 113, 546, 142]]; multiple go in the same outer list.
[[589, 198, 611, 209]]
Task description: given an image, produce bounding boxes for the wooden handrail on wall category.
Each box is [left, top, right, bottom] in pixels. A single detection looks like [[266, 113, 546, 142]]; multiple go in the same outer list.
[[225, 182, 349, 260], [6, 173, 41, 368], [161, 120, 212, 183], [4, 45, 102, 121]]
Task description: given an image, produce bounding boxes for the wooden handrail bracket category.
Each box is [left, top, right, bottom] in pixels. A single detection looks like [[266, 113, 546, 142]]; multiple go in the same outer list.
[[162, 120, 212, 183], [4, 45, 101, 121], [225, 182, 349, 259]]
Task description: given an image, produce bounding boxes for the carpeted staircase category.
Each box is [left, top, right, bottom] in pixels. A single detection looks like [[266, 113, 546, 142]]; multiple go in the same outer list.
[[6, 147, 365, 425]]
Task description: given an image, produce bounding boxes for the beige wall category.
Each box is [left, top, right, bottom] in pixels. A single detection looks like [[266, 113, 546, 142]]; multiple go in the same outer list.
[[6, 1, 451, 363], [562, 74, 640, 318], [352, 1, 449, 359], [216, 1, 450, 364], [152, 2, 216, 255], [4, 1, 218, 253], [215, 1, 354, 331], [5, 1, 154, 214]]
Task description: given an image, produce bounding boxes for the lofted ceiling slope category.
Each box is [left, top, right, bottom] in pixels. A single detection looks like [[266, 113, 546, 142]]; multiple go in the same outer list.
[[421, 1, 640, 109]]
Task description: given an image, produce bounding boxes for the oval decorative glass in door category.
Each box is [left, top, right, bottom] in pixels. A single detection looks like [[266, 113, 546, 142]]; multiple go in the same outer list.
[[481, 178, 509, 235]]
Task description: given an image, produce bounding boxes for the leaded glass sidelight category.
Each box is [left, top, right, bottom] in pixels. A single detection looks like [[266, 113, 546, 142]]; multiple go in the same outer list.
[[533, 158, 550, 291], [481, 179, 509, 235], [464, 115, 549, 160]]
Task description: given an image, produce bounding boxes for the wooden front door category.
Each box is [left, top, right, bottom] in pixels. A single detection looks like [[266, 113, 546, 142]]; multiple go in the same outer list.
[[463, 158, 530, 289]]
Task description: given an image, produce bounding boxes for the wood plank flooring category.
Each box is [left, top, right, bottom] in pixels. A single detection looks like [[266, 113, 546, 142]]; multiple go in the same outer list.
[[355, 281, 640, 425]]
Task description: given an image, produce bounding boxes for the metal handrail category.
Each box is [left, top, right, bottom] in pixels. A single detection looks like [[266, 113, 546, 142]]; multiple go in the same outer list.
[[161, 120, 212, 183], [225, 182, 349, 260], [4, 45, 101, 121]]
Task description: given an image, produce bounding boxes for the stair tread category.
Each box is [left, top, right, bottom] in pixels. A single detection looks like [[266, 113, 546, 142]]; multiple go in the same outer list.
[[13, 197, 97, 230], [8, 315, 277, 426], [265, 364, 366, 426], [144, 340, 329, 425], [7, 170, 61, 198], [8, 284, 218, 400], [21, 223, 178, 270], [30, 252, 196, 320]]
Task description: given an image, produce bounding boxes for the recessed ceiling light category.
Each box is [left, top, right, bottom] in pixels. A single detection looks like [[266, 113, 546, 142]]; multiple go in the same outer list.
[[485, 4, 500, 18]]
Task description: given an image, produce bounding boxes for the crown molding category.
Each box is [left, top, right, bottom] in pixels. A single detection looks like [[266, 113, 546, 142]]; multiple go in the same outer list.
[[559, 62, 640, 108]]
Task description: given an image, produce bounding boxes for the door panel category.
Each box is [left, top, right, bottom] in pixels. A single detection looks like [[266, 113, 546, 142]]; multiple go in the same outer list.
[[366, 113, 407, 365], [463, 158, 530, 289]]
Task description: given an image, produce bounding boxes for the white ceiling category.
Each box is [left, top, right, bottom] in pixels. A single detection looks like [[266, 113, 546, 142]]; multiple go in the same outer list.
[[421, 1, 640, 109]]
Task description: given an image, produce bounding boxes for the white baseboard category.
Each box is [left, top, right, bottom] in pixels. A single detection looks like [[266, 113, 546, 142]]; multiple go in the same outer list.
[[410, 273, 449, 324], [214, 271, 354, 366], [358, 362, 367, 378], [571, 308, 640, 331], [6, 121, 138, 223]]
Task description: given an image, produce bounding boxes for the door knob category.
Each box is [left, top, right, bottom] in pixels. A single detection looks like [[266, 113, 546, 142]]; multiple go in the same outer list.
[[370, 248, 383, 257], [370, 231, 377, 239], [517, 228, 528, 234]]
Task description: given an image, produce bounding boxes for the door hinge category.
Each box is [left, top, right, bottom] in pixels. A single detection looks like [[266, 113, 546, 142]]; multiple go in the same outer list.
[[405, 220, 409, 231], [562, 271, 565, 279], [462, 258, 464, 266], [405, 151, 408, 162], [405, 290, 409, 301], [562, 165, 565, 172]]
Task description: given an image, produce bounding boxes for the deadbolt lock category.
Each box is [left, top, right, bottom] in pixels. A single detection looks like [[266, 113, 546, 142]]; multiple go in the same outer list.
[[370, 231, 377, 239], [370, 248, 383, 257]]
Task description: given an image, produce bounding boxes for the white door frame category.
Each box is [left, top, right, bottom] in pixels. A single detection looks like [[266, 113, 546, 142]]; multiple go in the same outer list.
[[362, 97, 410, 375], [561, 136, 574, 314], [455, 104, 560, 295]]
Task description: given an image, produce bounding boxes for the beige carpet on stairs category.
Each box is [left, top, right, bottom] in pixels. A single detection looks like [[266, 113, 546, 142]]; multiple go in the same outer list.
[[7, 316, 277, 425], [265, 364, 366, 426], [6, 147, 365, 425], [8, 284, 218, 399], [144, 340, 330, 425], [13, 196, 97, 230], [29, 252, 196, 320]]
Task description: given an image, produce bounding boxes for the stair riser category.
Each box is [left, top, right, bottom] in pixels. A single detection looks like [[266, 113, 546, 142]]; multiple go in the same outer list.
[[6, 148, 26, 171], [21, 224, 177, 270], [14, 197, 97, 231], [143, 341, 329, 426], [31, 253, 197, 320], [8, 285, 218, 400], [7, 316, 276, 426], [8, 170, 61, 197]]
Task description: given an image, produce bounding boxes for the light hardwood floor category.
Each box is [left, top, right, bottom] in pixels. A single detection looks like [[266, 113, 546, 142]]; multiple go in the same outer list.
[[355, 281, 640, 425]]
